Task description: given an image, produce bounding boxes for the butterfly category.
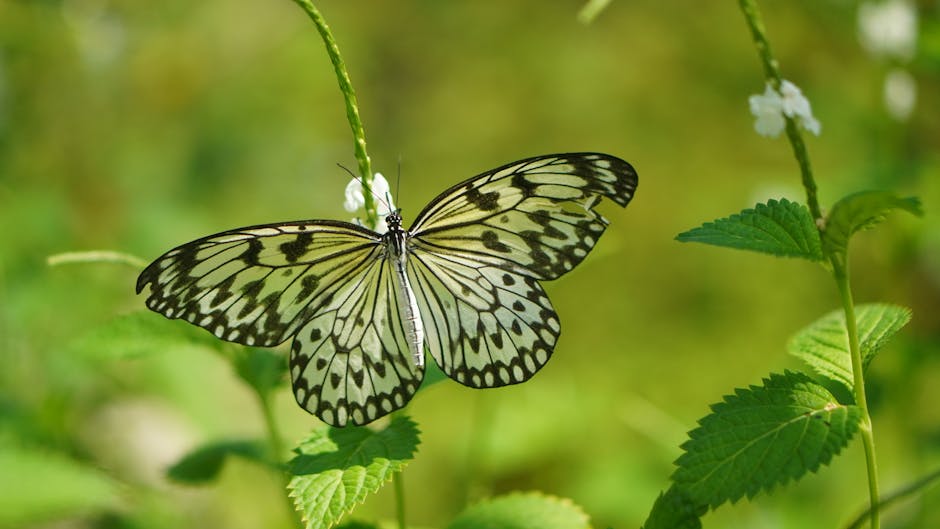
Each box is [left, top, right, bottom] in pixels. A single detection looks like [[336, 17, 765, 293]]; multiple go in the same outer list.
[[136, 153, 638, 426]]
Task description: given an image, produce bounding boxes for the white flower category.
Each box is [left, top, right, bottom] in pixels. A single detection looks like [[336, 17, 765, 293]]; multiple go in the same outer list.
[[883, 68, 916, 120], [858, 0, 917, 61], [343, 172, 396, 233], [343, 177, 365, 212], [748, 80, 820, 138], [749, 84, 786, 137], [778, 81, 821, 136]]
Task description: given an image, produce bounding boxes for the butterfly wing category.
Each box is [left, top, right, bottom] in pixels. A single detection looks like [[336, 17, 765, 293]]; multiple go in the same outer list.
[[408, 153, 638, 280], [406, 153, 637, 386], [136, 220, 382, 347], [408, 249, 558, 388], [290, 252, 425, 426], [136, 220, 424, 426]]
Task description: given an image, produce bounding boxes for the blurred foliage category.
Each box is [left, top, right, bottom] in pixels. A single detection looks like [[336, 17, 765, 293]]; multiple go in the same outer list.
[[1, 0, 938, 528]]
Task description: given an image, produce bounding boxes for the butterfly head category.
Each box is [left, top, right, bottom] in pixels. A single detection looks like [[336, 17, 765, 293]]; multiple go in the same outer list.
[[385, 210, 404, 232]]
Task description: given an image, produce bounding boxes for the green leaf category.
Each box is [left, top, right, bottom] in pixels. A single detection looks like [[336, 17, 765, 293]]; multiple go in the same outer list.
[[0, 445, 120, 527], [68, 311, 222, 360], [288, 415, 420, 529], [672, 371, 862, 508], [676, 199, 823, 260], [232, 347, 287, 398], [641, 486, 704, 529], [788, 303, 912, 395], [167, 439, 270, 485], [447, 491, 591, 529], [822, 191, 922, 257]]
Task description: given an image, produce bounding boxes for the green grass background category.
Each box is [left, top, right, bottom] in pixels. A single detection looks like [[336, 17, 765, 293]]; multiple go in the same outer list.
[[1, 1, 938, 528]]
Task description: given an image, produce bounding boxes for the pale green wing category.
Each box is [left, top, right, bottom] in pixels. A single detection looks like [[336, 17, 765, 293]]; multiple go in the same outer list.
[[136, 220, 382, 347], [405, 153, 637, 387], [137, 220, 424, 426], [408, 153, 638, 280], [290, 254, 424, 427]]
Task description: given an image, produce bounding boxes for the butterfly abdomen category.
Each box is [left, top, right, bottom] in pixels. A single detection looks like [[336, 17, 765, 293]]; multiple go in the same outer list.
[[385, 213, 426, 367]]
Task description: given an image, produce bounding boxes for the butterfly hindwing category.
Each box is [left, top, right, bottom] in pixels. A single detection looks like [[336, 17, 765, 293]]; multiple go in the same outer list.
[[290, 255, 424, 427], [408, 248, 558, 387]]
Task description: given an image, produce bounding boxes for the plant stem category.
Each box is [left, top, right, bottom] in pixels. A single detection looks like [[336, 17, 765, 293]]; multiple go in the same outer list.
[[46, 250, 147, 269], [739, 0, 880, 525], [844, 466, 940, 529], [259, 393, 286, 465], [737, 0, 822, 223], [290, 0, 378, 230], [387, 410, 409, 529], [258, 391, 303, 528], [393, 471, 407, 529], [832, 257, 880, 529]]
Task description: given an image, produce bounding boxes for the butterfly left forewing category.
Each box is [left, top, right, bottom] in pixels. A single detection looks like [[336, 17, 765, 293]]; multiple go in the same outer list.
[[136, 221, 381, 347]]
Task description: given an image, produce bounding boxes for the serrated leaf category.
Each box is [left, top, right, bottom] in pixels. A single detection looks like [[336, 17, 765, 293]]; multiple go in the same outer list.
[[822, 191, 922, 257], [232, 347, 287, 398], [672, 371, 862, 508], [288, 415, 420, 529], [447, 491, 590, 529], [0, 446, 120, 527], [68, 311, 222, 360], [641, 486, 704, 529], [676, 199, 823, 260], [167, 439, 269, 484], [788, 303, 912, 395]]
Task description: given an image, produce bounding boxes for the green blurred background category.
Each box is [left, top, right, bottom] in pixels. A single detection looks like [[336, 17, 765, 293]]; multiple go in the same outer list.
[[2, 0, 939, 527]]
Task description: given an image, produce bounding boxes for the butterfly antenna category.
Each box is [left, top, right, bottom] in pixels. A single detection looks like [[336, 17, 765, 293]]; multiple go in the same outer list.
[[337, 163, 390, 212], [394, 154, 403, 214]]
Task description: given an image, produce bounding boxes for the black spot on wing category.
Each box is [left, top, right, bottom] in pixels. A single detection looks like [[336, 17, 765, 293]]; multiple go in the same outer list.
[[481, 231, 511, 253], [464, 185, 500, 211], [280, 232, 314, 262], [240, 238, 264, 265]]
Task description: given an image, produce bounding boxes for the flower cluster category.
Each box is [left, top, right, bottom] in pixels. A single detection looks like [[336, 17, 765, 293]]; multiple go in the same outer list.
[[344, 173, 396, 233], [748, 80, 821, 138]]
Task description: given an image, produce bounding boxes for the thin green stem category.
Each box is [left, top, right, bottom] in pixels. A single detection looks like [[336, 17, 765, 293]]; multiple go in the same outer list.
[[393, 471, 406, 529], [737, 0, 822, 223], [739, 1, 880, 525], [290, 0, 378, 230], [259, 393, 286, 464], [258, 392, 303, 528], [832, 257, 880, 529], [388, 410, 408, 529], [46, 250, 147, 269], [844, 466, 940, 529]]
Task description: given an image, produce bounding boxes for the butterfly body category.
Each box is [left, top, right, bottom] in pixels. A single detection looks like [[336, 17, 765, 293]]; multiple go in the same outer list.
[[384, 212, 426, 367], [137, 153, 637, 426]]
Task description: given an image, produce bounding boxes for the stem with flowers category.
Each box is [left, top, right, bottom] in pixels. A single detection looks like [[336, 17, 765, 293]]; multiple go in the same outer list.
[[290, 0, 379, 231], [738, 1, 881, 527], [644, 2, 923, 527]]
